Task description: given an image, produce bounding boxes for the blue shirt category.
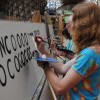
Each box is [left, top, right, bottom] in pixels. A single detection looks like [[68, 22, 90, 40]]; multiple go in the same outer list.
[[66, 39, 74, 51], [66, 47, 100, 100]]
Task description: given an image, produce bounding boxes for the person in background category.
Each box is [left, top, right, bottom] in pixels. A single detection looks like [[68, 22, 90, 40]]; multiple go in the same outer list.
[[50, 15, 75, 61], [64, 15, 75, 62], [35, 2, 100, 100]]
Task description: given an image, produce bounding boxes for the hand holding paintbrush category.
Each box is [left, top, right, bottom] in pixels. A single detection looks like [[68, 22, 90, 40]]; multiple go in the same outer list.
[[35, 36, 47, 54], [35, 36, 48, 44]]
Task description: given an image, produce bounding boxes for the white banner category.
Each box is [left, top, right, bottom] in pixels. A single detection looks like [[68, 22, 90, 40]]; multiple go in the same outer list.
[[0, 21, 50, 100]]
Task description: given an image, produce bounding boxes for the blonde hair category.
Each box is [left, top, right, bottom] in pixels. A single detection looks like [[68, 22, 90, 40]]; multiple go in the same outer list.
[[71, 2, 100, 53]]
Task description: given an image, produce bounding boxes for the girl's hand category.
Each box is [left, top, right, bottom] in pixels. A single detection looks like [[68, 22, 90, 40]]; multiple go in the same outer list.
[[35, 36, 46, 54], [35, 36, 43, 45]]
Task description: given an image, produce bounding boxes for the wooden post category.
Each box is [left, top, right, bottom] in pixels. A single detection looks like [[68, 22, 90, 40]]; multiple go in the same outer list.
[[57, 15, 64, 45]]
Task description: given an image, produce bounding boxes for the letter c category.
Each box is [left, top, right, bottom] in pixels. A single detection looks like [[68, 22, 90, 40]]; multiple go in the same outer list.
[[0, 64, 7, 87]]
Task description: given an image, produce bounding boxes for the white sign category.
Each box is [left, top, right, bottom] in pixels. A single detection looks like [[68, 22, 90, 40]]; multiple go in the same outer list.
[[0, 21, 49, 100]]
